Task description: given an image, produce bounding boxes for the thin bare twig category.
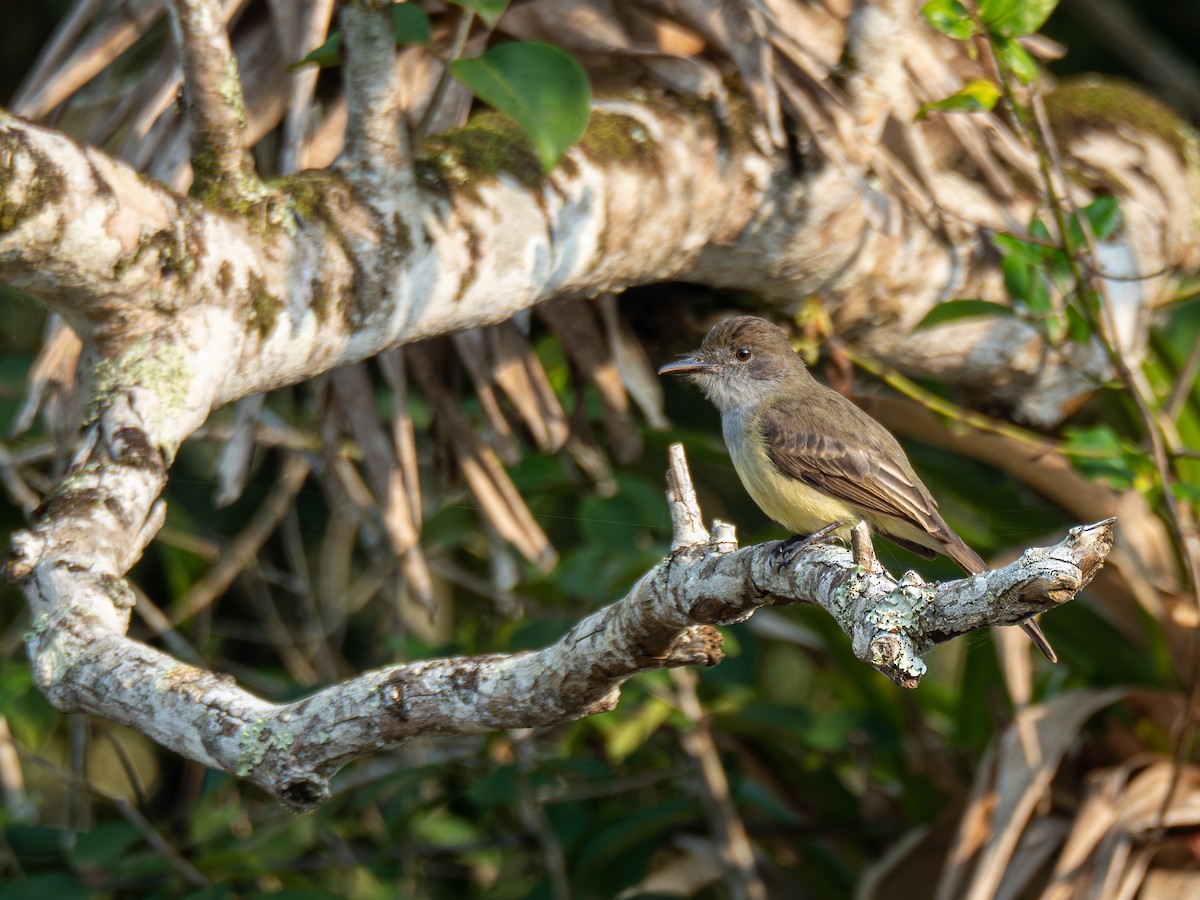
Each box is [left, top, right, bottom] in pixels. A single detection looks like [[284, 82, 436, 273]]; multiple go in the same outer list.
[[170, 452, 312, 626], [414, 7, 476, 142], [671, 667, 768, 900]]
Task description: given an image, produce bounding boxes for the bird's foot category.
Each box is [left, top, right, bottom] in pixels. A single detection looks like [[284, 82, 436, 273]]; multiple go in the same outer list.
[[771, 522, 846, 574]]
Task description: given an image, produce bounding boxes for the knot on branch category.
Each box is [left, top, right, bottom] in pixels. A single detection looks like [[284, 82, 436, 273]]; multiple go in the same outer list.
[[663, 625, 725, 668]]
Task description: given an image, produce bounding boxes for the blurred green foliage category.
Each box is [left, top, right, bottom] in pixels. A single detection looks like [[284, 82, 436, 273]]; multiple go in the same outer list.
[[3, 0, 1200, 896], [3, 273, 1193, 895]]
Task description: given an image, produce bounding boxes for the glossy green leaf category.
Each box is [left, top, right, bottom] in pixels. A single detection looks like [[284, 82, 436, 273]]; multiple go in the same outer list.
[[391, 2, 434, 45], [1063, 424, 1151, 490], [917, 79, 1001, 119], [449, 0, 511, 28], [920, 0, 974, 40], [979, 0, 1059, 36], [994, 35, 1039, 83], [1083, 195, 1122, 240], [913, 299, 1017, 331], [1065, 303, 1093, 344], [293, 32, 342, 69], [450, 42, 592, 170], [994, 231, 1047, 264]]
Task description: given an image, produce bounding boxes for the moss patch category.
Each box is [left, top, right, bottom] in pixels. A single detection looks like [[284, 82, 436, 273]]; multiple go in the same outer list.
[[1046, 76, 1196, 161], [246, 271, 282, 340], [87, 338, 191, 448], [0, 128, 67, 234], [575, 111, 662, 176], [417, 112, 546, 204]]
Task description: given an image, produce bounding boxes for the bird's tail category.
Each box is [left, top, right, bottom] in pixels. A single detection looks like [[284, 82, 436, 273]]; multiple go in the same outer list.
[[943, 532, 1058, 664]]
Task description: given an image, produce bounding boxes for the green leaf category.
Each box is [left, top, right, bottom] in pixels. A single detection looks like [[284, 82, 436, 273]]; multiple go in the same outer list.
[[994, 35, 1038, 84], [70, 822, 143, 870], [993, 231, 1046, 264], [1065, 303, 1093, 344], [449, 0, 511, 28], [391, 2, 433, 46], [293, 32, 342, 69], [979, 0, 1059, 36], [1172, 481, 1200, 503], [3, 875, 93, 900], [1083, 195, 1121, 240], [600, 696, 672, 762], [1063, 424, 1151, 490], [913, 299, 1016, 331], [291, 3, 432, 69], [920, 0, 974, 40], [450, 42, 592, 170], [916, 79, 1001, 119]]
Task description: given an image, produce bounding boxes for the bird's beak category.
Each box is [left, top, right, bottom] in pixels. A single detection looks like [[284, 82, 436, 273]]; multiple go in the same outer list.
[[658, 356, 716, 376]]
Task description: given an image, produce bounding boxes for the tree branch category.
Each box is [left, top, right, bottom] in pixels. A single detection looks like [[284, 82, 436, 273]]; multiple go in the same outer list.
[[166, 0, 256, 198], [340, 0, 411, 190], [5, 439, 1113, 810]]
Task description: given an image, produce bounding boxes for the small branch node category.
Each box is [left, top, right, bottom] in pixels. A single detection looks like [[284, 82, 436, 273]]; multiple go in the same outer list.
[[709, 520, 738, 554], [667, 442, 708, 549], [850, 520, 877, 571]]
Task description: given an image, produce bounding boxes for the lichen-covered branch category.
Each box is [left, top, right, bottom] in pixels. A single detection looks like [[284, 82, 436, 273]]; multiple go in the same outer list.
[[166, 0, 255, 198], [4, 440, 1113, 809]]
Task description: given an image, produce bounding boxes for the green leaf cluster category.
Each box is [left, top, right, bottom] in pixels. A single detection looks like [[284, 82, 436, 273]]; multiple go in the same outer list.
[[919, 0, 1059, 112]]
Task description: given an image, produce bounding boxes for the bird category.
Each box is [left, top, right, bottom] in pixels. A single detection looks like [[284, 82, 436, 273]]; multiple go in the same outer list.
[[658, 315, 1056, 663]]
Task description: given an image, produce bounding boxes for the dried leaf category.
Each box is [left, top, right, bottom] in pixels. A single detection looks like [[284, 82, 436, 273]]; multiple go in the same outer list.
[[12, 315, 81, 442], [10, 0, 165, 119], [268, 0, 337, 173], [213, 393, 266, 508], [411, 348, 557, 571], [947, 689, 1128, 900], [453, 323, 570, 454], [539, 299, 641, 463], [598, 294, 669, 430], [330, 363, 435, 615], [450, 329, 522, 463]]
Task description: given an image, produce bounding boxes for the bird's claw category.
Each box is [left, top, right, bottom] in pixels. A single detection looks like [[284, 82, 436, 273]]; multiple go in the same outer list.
[[771, 521, 845, 573]]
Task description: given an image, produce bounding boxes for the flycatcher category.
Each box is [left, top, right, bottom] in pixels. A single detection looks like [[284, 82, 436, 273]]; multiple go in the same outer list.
[[659, 315, 1056, 662]]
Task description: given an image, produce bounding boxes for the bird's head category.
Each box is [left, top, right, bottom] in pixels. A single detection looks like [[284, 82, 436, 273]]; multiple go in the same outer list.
[[658, 315, 806, 411]]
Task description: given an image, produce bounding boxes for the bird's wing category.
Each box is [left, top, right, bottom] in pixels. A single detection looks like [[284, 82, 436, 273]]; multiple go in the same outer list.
[[761, 398, 950, 539]]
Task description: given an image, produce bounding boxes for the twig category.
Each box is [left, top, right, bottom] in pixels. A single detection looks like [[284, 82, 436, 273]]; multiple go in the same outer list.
[[166, 0, 255, 197], [668, 442, 709, 549], [843, 347, 1111, 458], [170, 452, 312, 626], [512, 730, 571, 900], [414, 7, 475, 143], [18, 749, 209, 888], [340, 0, 410, 178], [671, 667, 768, 900]]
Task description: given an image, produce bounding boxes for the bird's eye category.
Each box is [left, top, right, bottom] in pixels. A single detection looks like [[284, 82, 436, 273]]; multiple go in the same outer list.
[[734, 348, 752, 361]]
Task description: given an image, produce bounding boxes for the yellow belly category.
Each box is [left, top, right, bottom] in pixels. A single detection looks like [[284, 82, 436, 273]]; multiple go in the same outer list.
[[725, 418, 943, 553], [728, 432, 859, 536]]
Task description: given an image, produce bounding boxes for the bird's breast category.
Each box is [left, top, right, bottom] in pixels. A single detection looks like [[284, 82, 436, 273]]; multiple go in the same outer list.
[[723, 409, 858, 536]]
